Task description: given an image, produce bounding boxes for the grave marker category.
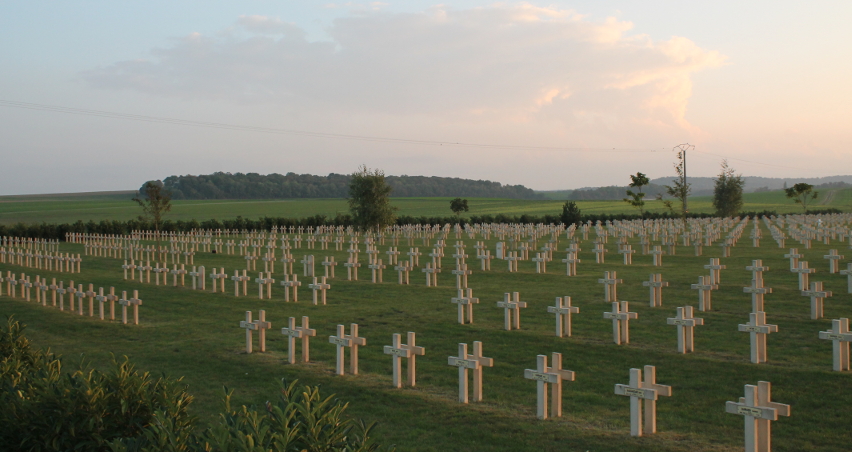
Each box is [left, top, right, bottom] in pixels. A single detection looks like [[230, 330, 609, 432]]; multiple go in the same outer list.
[[547, 296, 579, 337], [666, 306, 704, 353], [383, 332, 426, 388], [329, 324, 367, 376], [614, 365, 672, 437], [448, 341, 493, 403], [280, 316, 316, 363], [738, 311, 778, 363], [725, 381, 790, 452], [524, 352, 576, 419]]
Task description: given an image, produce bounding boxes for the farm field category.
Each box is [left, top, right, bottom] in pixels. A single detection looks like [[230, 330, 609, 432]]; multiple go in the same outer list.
[[1, 188, 850, 225], [2, 221, 852, 450]]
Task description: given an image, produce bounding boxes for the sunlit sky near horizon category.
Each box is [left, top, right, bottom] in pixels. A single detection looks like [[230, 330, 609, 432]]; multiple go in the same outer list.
[[1, 1, 850, 195]]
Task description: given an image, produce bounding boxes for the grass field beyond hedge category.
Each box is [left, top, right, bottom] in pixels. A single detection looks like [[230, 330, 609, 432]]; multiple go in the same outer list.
[[2, 220, 852, 451], [1, 188, 850, 225]]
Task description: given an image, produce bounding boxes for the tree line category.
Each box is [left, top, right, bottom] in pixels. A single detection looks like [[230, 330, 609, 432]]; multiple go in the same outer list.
[[153, 172, 544, 200]]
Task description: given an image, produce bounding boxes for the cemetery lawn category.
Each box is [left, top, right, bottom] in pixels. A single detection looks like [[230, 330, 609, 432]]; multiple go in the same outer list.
[[2, 188, 851, 225], [2, 225, 852, 451]]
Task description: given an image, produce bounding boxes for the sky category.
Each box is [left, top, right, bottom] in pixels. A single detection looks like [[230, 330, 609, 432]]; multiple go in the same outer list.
[[1, 1, 850, 195]]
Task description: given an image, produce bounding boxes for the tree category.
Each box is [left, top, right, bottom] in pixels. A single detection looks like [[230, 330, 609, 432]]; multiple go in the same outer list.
[[657, 150, 691, 224], [450, 198, 469, 217], [785, 183, 818, 211], [348, 165, 398, 232], [623, 172, 650, 216], [133, 180, 172, 261], [560, 201, 582, 226], [712, 160, 745, 216]]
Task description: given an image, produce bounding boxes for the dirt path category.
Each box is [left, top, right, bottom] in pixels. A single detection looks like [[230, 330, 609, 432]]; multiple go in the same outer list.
[[819, 188, 837, 205]]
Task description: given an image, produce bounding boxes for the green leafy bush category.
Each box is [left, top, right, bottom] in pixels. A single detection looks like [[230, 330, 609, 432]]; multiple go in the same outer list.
[[0, 317, 392, 452]]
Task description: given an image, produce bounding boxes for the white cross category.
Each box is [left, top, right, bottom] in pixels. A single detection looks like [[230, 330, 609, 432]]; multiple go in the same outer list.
[[614, 365, 672, 437], [738, 311, 778, 363], [725, 381, 790, 452], [329, 323, 367, 375], [666, 306, 704, 353], [547, 296, 579, 337], [743, 279, 772, 312], [598, 271, 623, 302], [383, 332, 426, 388], [308, 276, 331, 305], [280, 316, 316, 364], [801, 281, 832, 319], [642, 273, 668, 307], [119, 290, 143, 325], [368, 259, 386, 283], [603, 301, 637, 345], [280, 274, 301, 302], [422, 263, 440, 287], [791, 261, 815, 291], [451, 288, 479, 324], [496, 292, 528, 331], [448, 341, 493, 403], [783, 248, 802, 270], [691, 275, 718, 311], [524, 352, 576, 419], [703, 258, 726, 285]]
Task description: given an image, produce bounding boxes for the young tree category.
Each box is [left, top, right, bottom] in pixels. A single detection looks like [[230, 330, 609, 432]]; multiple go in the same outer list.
[[133, 180, 172, 261], [450, 198, 469, 217], [348, 165, 398, 232], [785, 183, 819, 212], [560, 201, 582, 226], [622, 172, 650, 216], [657, 150, 691, 224], [712, 160, 745, 217]]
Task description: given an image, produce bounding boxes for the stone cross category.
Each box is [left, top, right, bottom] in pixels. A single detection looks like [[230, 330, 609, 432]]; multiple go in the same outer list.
[[451, 264, 472, 289], [593, 242, 607, 264], [138, 261, 152, 283], [209, 268, 226, 293], [693, 241, 703, 256], [477, 250, 493, 271], [449, 288, 477, 324], [105, 287, 118, 320], [738, 311, 778, 364], [122, 260, 136, 280], [255, 272, 275, 299], [791, 261, 815, 291], [802, 281, 832, 319], [119, 290, 142, 325], [422, 262, 440, 287], [301, 255, 315, 277], [279, 253, 295, 274], [603, 301, 638, 345], [824, 249, 844, 273], [94, 287, 107, 320], [819, 318, 852, 371], [743, 279, 773, 312], [344, 257, 360, 281], [280, 316, 316, 364], [524, 352, 576, 419], [691, 275, 718, 312], [547, 296, 579, 337], [745, 259, 769, 287], [406, 247, 422, 267], [448, 341, 494, 403], [598, 271, 623, 302], [171, 264, 187, 287], [704, 258, 726, 285], [649, 246, 664, 266], [239, 310, 272, 353], [496, 292, 528, 331], [369, 259, 386, 283], [383, 332, 426, 388], [280, 274, 301, 302], [725, 381, 790, 452], [642, 273, 668, 307], [783, 248, 802, 270], [532, 252, 548, 273], [561, 252, 580, 276], [614, 365, 672, 437], [389, 259, 408, 284], [308, 276, 331, 305], [329, 323, 367, 376], [231, 270, 250, 297], [618, 245, 635, 265], [322, 256, 337, 278], [504, 251, 519, 272], [667, 306, 704, 353], [839, 263, 852, 294]]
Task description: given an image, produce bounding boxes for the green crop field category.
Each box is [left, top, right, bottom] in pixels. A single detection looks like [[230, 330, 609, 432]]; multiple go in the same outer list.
[[2, 221, 851, 450], [1, 188, 850, 225]]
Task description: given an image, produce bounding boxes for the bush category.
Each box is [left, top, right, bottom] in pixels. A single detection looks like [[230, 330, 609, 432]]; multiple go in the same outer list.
[[0, 317, 392, 452]]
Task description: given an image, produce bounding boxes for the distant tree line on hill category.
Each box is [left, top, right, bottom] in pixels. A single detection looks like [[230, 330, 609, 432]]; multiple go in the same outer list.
[[3, 209, 842, 241], [150, 172, 544, 200]]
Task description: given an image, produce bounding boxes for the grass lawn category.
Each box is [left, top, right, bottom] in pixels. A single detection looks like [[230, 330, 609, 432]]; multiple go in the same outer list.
[[1, 188, 849, 225], [2, 220, 851, 450]]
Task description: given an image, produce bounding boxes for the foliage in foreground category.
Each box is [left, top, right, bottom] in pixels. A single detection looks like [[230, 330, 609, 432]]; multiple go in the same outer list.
[[0, 317, 391, 452]]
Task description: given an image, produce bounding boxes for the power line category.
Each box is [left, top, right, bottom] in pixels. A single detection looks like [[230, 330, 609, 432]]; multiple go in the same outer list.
[[0, 99, 660, 154]]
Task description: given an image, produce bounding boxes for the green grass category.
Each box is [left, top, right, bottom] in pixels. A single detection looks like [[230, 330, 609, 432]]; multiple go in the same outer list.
[[2, 223, 852, 451], [2, 188, 851, 225]]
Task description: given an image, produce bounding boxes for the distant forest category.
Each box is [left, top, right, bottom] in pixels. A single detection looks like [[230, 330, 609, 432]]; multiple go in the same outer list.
[[151, 172, 545, 200]]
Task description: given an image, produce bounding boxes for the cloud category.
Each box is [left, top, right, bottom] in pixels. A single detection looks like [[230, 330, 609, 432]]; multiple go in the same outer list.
[[82, 3, 725, 139]]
